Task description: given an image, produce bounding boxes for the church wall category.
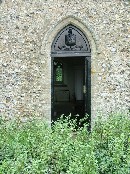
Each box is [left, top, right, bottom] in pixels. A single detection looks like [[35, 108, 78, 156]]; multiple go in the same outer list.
[[0, 0, 129, 122]]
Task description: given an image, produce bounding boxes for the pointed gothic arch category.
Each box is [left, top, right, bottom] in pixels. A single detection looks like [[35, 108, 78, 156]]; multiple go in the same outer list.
[[41, 16, 96, 56], [41, 16, 97, 125]]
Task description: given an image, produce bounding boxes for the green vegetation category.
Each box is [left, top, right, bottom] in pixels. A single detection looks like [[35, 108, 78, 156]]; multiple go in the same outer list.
[[0, 112, 130, 174]]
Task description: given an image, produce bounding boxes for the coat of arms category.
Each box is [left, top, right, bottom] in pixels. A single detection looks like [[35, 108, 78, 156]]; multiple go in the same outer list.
[[65, 28, 76, 47], [57, 27, 83, 51]]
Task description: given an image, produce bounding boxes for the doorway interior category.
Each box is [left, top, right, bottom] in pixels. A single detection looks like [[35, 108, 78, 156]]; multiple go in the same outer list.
[[52, 57, 86, 125]]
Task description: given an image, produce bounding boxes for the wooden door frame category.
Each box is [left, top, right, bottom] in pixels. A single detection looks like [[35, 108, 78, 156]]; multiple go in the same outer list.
[[85, 57, 91, 129]]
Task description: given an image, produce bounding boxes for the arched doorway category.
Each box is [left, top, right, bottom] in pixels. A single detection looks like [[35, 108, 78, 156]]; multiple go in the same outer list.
[[51, 24, 91, 126]]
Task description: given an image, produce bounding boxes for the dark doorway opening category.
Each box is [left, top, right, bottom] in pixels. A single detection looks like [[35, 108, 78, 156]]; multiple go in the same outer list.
[[52, 57, 85, 124]]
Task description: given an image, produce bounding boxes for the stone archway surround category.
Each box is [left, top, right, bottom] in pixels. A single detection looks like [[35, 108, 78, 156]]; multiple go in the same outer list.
[[41, 16, 97, 124]]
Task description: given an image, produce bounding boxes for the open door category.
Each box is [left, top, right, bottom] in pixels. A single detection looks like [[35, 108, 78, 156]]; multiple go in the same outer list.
[[51, 25, 91, 127]]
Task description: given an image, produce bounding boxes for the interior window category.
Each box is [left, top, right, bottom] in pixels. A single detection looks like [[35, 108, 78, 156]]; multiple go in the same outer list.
[[54, 61, 63, 84]]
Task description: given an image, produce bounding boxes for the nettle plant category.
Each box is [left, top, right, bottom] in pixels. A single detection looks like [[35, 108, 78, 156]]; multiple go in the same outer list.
[[0, 112, 129, 174]]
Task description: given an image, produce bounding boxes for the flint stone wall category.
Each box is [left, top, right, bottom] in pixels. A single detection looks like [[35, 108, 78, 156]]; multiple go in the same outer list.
[[0, 0, 129, 122]]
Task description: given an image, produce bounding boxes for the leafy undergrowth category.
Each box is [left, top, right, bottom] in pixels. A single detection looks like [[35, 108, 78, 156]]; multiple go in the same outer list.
[[0, 112, 130, 174]]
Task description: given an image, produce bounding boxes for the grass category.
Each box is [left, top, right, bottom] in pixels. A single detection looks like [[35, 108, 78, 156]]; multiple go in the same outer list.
[[0, 111, 130, 174]]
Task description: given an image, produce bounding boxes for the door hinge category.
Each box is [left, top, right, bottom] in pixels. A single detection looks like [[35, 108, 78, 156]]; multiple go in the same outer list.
[[83, 85, 86, 94]]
